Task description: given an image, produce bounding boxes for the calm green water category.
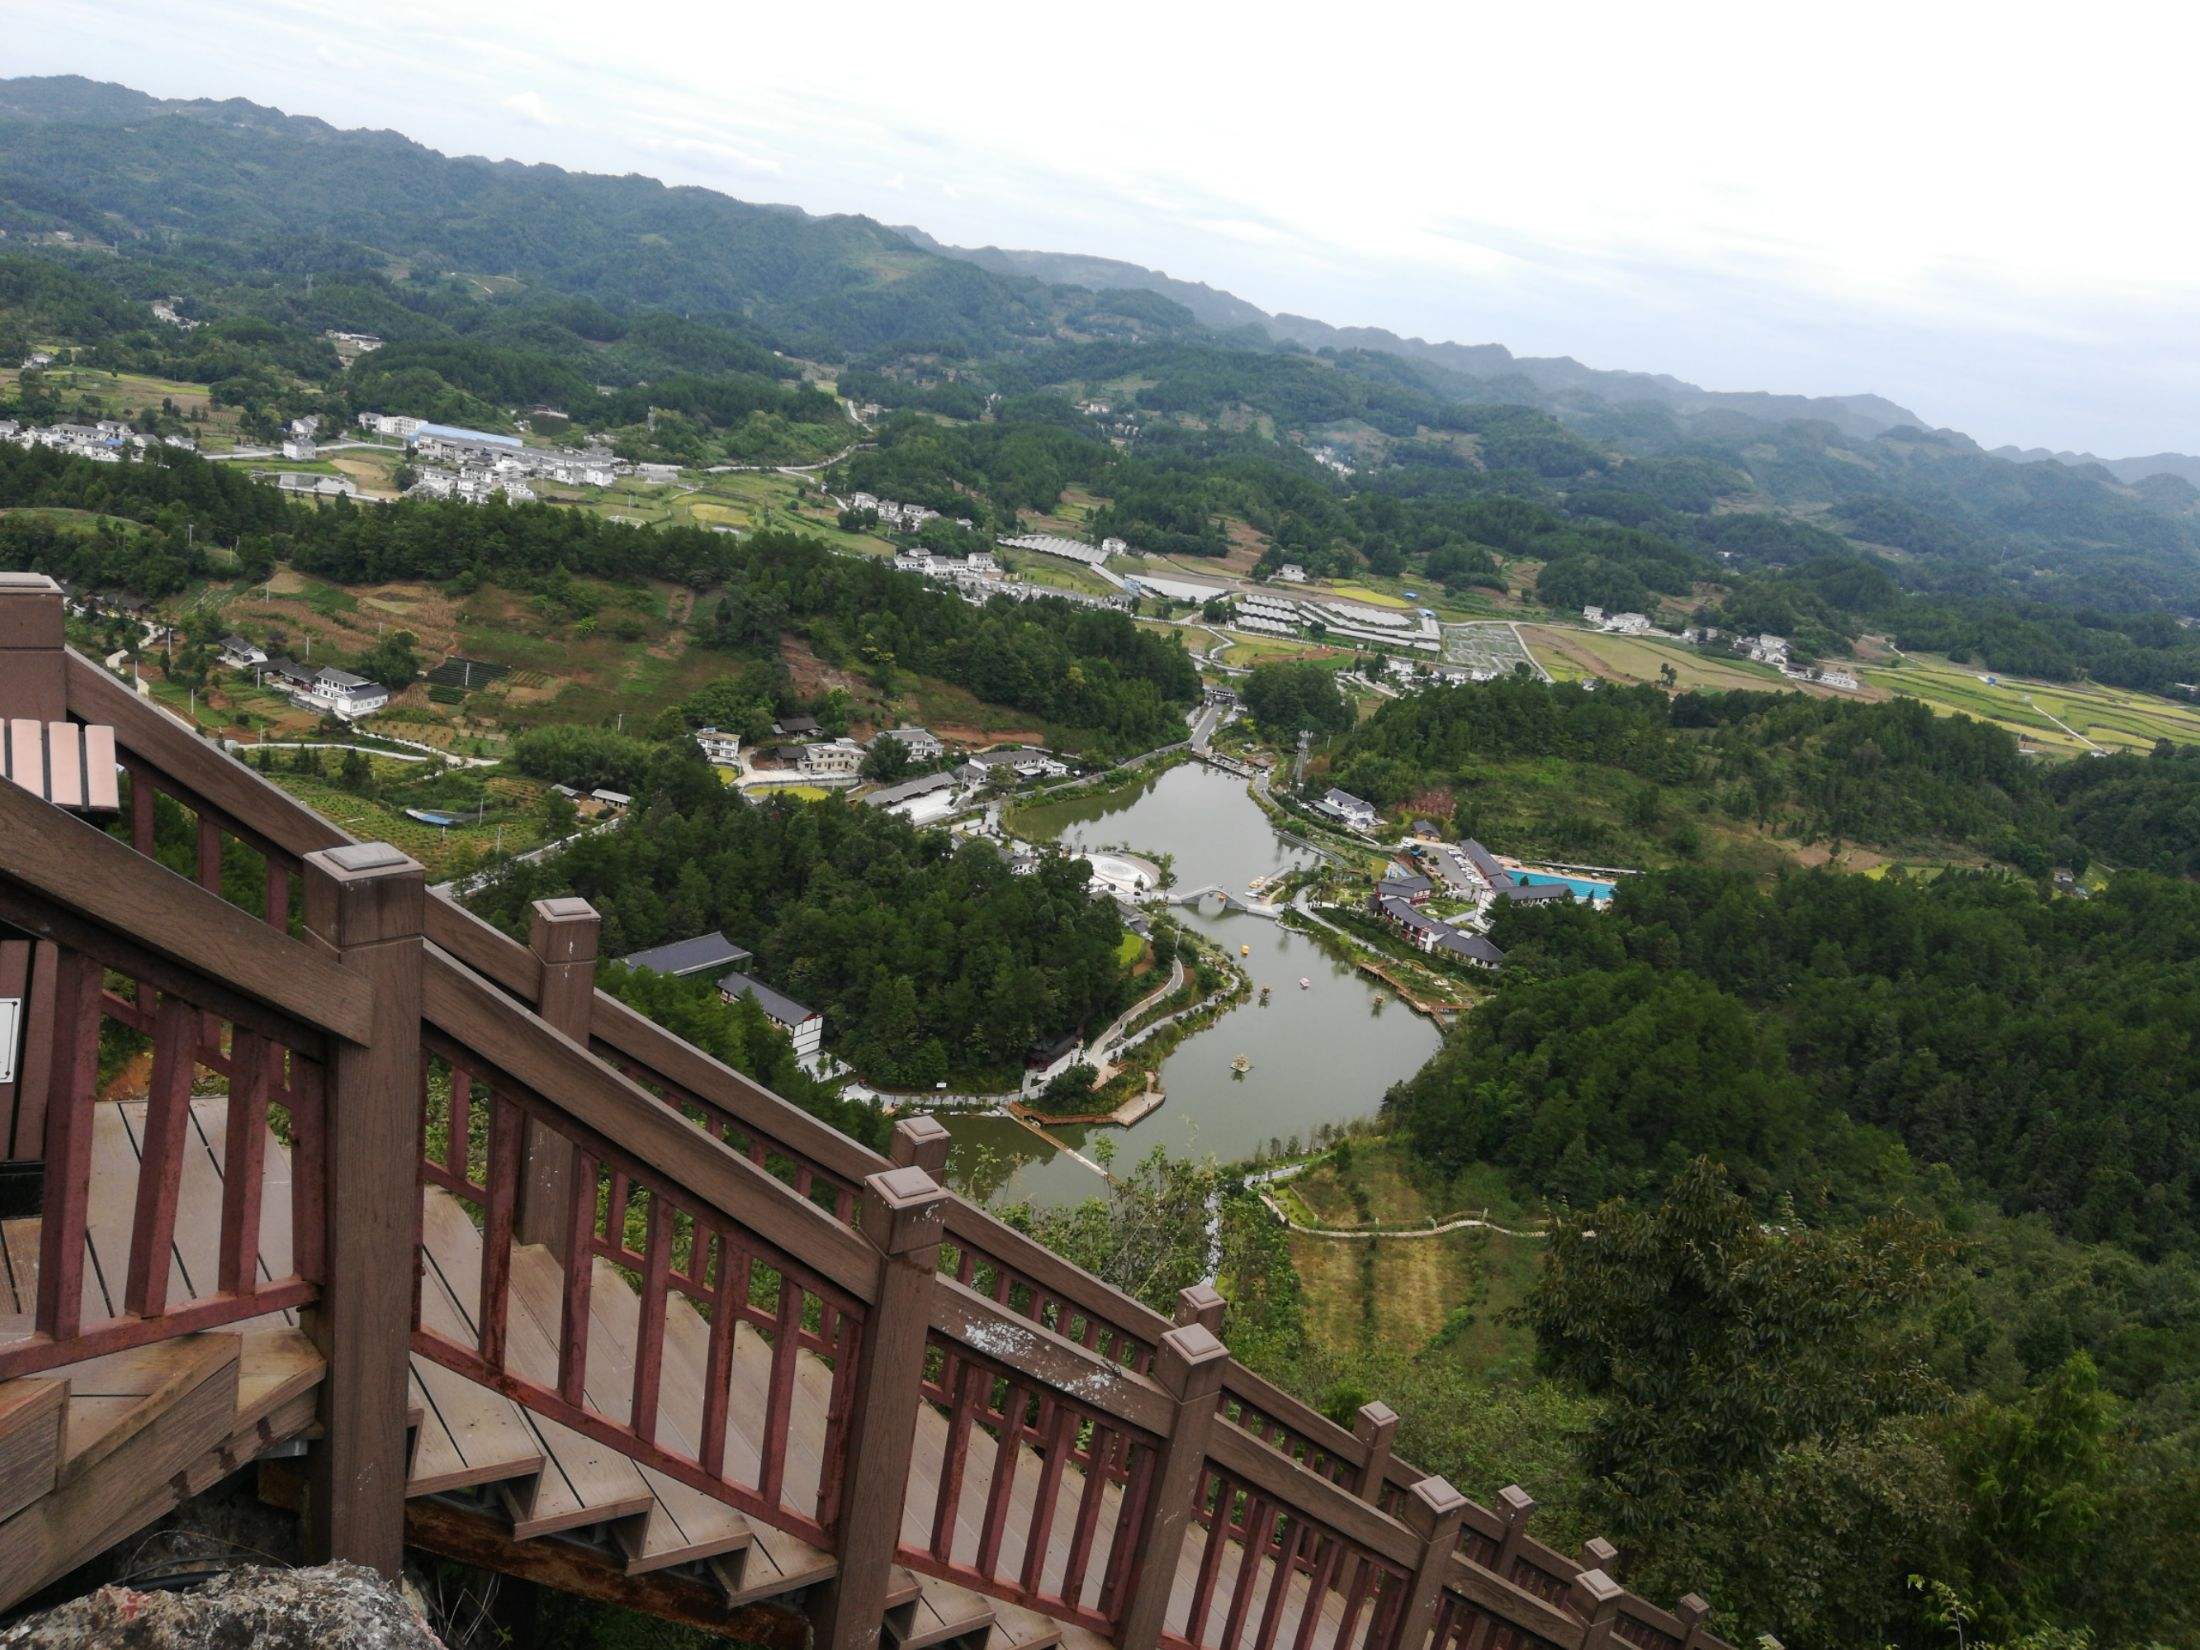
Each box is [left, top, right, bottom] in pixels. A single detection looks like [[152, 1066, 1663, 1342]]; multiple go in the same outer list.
[[937, 764, 1442, 1208]]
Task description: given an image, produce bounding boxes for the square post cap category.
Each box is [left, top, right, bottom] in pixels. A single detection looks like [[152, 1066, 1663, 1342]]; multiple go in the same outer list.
[[1175, 1281, 1226, 1331], [1580, 1536, 1619, 1573], [1498, 1483, 1538, 1522], [859, 1164, 949, 1256], [303, 843, 425, 945], [1353, 1399, 1399, 1439], [529, 896, 600, 961], [1155, 1321, 1229, 1398], [1677, 1594, 1711, 1626], [1402, 1474, 1467, 1537], [891, 1113, 952, 1176], [1570, 1568, 1623, 1621]]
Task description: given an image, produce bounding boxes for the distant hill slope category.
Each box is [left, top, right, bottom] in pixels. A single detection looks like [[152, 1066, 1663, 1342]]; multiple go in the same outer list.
[[1991, 445, 2200, 489], [901, 228, 1927, 442], [0, 76, 1057, 357]]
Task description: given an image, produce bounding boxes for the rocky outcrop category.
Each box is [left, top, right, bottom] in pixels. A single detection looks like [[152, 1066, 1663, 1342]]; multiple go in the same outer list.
[[1, 1564, 445, 1650]]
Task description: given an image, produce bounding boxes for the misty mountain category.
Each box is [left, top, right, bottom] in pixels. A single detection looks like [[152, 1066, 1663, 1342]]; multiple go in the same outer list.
[[901, 229, 1928, 443], [1991, 446, 2200, 490]]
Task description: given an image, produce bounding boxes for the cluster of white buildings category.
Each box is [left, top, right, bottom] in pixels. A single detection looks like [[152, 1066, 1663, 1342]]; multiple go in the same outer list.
[[0, 419, 193, 464], [356, 417, 624, 505], [1581, 606, 1657, 636], [847, 492, 968, 533], [218, 639, 391, 720], [618, 932, 825, 1069], [1230, 591, 1442, 652]]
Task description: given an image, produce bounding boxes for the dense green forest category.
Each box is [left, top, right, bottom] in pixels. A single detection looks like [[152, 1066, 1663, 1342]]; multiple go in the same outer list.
[[466, 758, 1137, 1088], [1391, 867, 2200, 1252], [1327, 673, 2197, 875]]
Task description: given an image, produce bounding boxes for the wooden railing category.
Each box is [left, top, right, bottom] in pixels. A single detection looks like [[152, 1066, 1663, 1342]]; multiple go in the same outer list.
[[0, 576, 1736, 1650]]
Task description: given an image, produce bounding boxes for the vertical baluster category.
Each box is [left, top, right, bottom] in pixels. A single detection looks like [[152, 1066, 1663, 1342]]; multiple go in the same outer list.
[[605, 1171, 631, 1253], [445, 1066, 473, 1189], [123, 998, 194, 1320], [1219, 1494, 1275, 1650], [1098, 1439, 1157, 1622], [264, 854, 291, 935], [630, 1188, 671, 1444], [833, 1184, 856, 1225], [289, 1055, 327, 1284], [34, 952, 103, 1342], [1019, 1401, 1079, 1599], [128, 765, 155, 856], [1057, 1424, 1117, 1612], [700, 1233, 746, 1478], [557, 1151, 599, 1409], [195, 814, 223, 894], [756, 1273, 804, 1508], [477, 1093, 521, 1372], [1333, 1552, 1375, 1649], [817, 1304, 861, 1531], [1291, 1531, 1346, 1650], [974, 1377, 1027, 1579], [1183, 1469, 1232, 1644], [929, 1357, 984, 1563], [1253, 1516, 1311, 1650], [217, 1030, 271, 1296]]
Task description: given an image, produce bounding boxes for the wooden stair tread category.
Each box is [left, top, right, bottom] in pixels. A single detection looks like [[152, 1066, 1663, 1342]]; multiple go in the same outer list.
[[893, 1573, 999, 1649], [418, 1186, 651, 1536], [720, 1517, 837, 1605], [409, 1246, 547, 1498], [234, 1327, 324, 1434]]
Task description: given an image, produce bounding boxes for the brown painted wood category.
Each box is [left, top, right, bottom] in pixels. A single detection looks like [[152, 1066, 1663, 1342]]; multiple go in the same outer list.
[[1113, 1324, 1229, 1650], [300, 844, 425, 1582], [424, 954, 877, 1302], [0, 782, 371, 1045], [0, 1377, 66, 1523], [812, 1168, 948, 1650], [123, 998, 195, 1320], [1208, 1419, 1419, 1571], [518, 897, 597, 1254], [928, 1277, 1172, 1437], [217, 1034, 272, 1296], [31, 951, 101, 1347]]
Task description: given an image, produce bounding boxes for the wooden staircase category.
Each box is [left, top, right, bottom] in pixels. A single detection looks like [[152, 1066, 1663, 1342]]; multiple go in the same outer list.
[[0, 1098, 1088, 1646]]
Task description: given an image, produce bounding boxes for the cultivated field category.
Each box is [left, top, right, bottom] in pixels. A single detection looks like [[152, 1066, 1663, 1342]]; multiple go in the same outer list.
[[1521, 625, 1799, 693], [1441, 622, 1539, 678], [1863, 654, 2200, 755]]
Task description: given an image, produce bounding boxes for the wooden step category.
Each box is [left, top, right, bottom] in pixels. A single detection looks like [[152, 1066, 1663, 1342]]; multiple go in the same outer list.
[[234, 1327, 325, 1435], [0, 1377, 67, 1523], [503, 1241, 756, 1579], [0, 1333, 240, 1612], [889, 1572, 999, 1650], [416, 1187, 651, 1539], [720, 1517, 837, 1606]]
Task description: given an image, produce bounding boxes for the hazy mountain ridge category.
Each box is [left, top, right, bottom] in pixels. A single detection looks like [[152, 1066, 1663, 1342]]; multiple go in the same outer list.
[[901, 230, 1930, 442], [1991, 445, 2200, 489]]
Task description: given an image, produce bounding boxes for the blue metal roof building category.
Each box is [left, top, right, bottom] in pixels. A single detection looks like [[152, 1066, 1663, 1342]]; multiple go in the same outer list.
[[409, 421, 524, 451]]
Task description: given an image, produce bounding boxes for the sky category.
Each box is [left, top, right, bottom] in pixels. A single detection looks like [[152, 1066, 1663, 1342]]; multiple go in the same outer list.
[[11, 0, 2199, 455]]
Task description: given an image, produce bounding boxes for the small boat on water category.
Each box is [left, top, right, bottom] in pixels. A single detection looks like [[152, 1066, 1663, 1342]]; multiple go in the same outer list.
[[1240, 944, 1251, 957], [1259, 984, 1272, 1004], [1231, 1054, 1251, 1074], [1298, 976, 1312, 990]]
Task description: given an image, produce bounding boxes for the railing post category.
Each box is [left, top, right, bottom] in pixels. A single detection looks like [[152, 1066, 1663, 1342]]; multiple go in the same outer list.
[[0, 572, 66, 720], [1353, 1399, 1399, 1500], [516, 896, 597, 1254], [1115, 1321, 1228, 1650], [1175, 1280, 1226, 1333], [1392, 1474, 1469, 1649], [814, 1164, 949, 1650], [1491, 1482, 1536, 1578], [300, 842, 425, 1581], [1579, 1534, 1619, 1578], [1570, 1568, 1623, 1650], [1676, 1592, 1713, 1650], [890, 1113, 951, 1178]]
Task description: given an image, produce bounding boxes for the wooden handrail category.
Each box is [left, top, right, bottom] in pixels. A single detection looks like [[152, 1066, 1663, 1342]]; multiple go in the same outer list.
[[1207, 1422, 1420, 1572], [928, 1275, 1172, 1437], [0, 776, 372, 1044], [422, 947, 880, 1303]]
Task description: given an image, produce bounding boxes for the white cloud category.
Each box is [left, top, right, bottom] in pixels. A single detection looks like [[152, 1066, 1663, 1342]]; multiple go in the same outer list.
[[501, 90, 555, 126]]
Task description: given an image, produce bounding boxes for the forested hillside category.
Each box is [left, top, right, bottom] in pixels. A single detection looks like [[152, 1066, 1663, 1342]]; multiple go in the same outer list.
[[6, 70, 2200, 674]]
